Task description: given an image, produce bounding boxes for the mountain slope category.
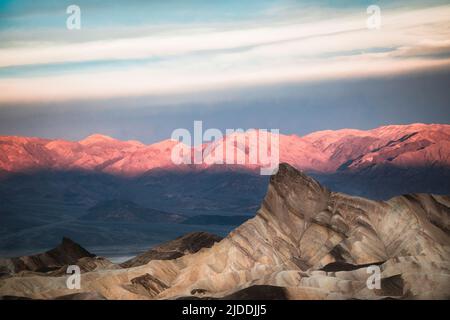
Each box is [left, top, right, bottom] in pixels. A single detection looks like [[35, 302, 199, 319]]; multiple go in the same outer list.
[[1, 123, 449, 176], [0, 237, 95, 274], [80, 199, 184, 223], [146, 163, 449, 299], [120, 232, 222, 268]]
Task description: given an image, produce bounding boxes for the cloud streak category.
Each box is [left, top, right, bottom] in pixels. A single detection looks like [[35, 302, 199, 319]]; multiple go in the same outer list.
[[1, 4, 450, 104]]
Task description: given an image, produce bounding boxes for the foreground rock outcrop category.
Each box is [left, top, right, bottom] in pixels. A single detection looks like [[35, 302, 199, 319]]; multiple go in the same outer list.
[[0, 238, 120, 283], [0, 237, 95, 275], [120, 232, 222, 268], [1, 164, 449, 299]]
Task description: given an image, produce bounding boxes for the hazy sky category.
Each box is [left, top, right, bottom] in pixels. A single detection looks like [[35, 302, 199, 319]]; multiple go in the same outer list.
[[0, 0, 449, 143]]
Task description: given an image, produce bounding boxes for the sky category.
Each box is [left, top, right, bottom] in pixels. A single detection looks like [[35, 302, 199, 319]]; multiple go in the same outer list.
[[0, 0, 449, 143]]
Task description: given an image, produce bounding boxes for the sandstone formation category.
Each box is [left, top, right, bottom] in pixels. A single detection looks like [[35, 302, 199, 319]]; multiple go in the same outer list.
[[0, 237, 95, 275], [0, 164, 449, 300], [120, 232, 222, 268]]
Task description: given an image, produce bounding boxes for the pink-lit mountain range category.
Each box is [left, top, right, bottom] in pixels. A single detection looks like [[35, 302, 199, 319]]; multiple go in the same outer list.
[[1, 123, 449, 176]]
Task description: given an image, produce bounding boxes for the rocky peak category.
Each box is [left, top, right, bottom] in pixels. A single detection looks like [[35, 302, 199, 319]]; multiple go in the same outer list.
[[121, 232, 222, 268], [264, 163, 330, 221], [79, 134, 116, 145], [57, 237, 95, 261], [0, 237, 94, 274]]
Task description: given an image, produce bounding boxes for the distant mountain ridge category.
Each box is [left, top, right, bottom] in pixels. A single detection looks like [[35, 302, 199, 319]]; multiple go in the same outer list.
[[1, 123, 449, 176], [81, 199, 184, 223], [80, 199, 248, 226]]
